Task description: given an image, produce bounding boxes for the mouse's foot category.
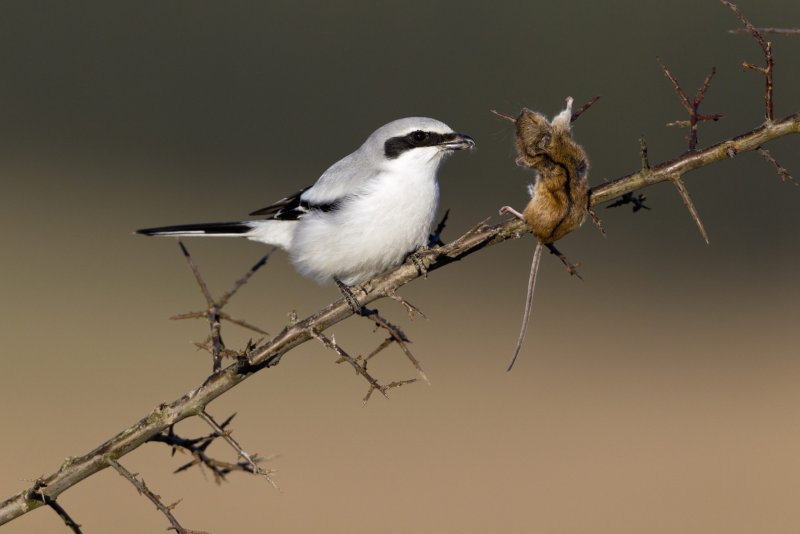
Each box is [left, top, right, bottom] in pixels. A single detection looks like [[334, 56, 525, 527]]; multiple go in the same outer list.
[[499, 205, 525, 221]]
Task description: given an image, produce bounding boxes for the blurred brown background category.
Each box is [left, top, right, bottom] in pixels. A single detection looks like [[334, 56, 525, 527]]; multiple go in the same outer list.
[[1, 1, 799, 532]]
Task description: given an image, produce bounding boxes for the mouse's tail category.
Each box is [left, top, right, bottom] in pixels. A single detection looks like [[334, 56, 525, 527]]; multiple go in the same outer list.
[[506, 240, 544, 372]]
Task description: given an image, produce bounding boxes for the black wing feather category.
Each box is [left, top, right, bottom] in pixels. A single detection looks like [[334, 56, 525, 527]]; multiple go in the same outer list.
[[249, 186, 311, 219], [249, 185, 343, 221]]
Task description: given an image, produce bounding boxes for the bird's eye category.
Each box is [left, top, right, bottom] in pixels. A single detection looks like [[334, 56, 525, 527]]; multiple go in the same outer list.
[[412, 131, 428, 142]]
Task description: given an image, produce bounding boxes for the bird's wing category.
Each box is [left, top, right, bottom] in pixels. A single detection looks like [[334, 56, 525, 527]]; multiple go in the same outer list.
[[300, 150, 379, 203], [249, 150, 377, 220], [249, 186, 311, 219]]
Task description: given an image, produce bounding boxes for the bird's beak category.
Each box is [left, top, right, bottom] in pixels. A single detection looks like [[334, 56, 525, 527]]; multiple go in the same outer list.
[[439, 132, 476, 151]]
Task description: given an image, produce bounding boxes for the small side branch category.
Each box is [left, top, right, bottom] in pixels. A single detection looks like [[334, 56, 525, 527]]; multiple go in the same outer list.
[[311, 329, 416, 403], [592, 112, 800, 206], [198, 411, 278, 489], [757, 147, 797, 185], [640, 136, 651, 170], [175, 242, 271, 371], [658, 59, 723, 150], [570, 96, 601, 123], [720, 0, 775, 121], [26, 480, 82, 534], [489, 109, 516, 123], [362, 307, 430, 385], [45, 500, 82, 534], [730, 28, 800, 36], [218, 254, 271, 309], [671, 176, 710, 243], [149, 414, 269, 483], [106, 457, 205, 534], [490, 95, 600, 126]]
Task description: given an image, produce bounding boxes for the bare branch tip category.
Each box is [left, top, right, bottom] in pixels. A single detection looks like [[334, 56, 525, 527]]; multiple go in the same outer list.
[[107, 457, 196, 534], [639, 136, 651, 170], [571, 95, 601, 123], [671, 177, 710, 244], [198, 411, 278, 488], [719, 0, 774, 121], [490, 109, 517, 123], [757, 147, 797, 185]]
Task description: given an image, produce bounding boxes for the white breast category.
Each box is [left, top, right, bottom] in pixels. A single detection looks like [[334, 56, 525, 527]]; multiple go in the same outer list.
[[289, 164, 440, 286]]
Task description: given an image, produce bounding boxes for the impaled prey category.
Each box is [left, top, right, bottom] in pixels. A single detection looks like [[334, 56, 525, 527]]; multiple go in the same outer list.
[[499, 97, 590, 370]]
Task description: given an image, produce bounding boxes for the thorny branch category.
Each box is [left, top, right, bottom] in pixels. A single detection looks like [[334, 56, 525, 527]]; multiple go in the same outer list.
[[148, 414, 268, 483], [26, 480, 82, 534], [730, 28, 800, 36], [6, 110, 797, 530], [649, 0, 793, 243], [106, 457, 206, 534], [174, 243, 271, 371], [757, 147, 797, 185], [491, 95, 600, 125], [591, 113, 798, 205], [362, 306, 429, 384], [570, 96, 601, 123], [311, 328, 417, 403], [720, 0, 775, 121], [656, 57, 723, 242], [1, 1, 799, 529], [658, 60, 723, 151], [3, 118, 798, 530], [197, 411, 278, 490]]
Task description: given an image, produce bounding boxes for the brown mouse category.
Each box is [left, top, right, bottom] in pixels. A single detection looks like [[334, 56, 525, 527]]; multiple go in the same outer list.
[[499, 97, 590, 370]]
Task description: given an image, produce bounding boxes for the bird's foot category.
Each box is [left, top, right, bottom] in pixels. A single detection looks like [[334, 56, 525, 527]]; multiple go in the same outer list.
[[334, 277, 365, 314], [406, 245, 436, 278]]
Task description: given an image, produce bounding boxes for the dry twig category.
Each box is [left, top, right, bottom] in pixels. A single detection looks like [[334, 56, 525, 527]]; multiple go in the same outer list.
[[730, 27, 800, 36], [720, 0, 775, 121], [757, 147, 797, 185], [197, 411, 278, 489], [361, 307, 429, 384], [570, 95, 601, 123], [312, 329, 416, 403], [148, 414, 271, 483], [656, 54, 727, 242], [491, 95, 600, 126], [658, 60, 723, 151], [671, 175, 710, 243], [106, 457, 206, 534], [174, 243, 271, 371], [26, 479, 82, 534]]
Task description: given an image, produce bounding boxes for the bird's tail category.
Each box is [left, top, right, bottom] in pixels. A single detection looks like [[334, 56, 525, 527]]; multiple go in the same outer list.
[[136, 220, 295, 249], [136, 221, 256, 237]]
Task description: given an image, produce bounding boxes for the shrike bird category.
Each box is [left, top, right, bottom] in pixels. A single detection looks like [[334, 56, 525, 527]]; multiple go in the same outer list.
[[137, 117, 475, 291]]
